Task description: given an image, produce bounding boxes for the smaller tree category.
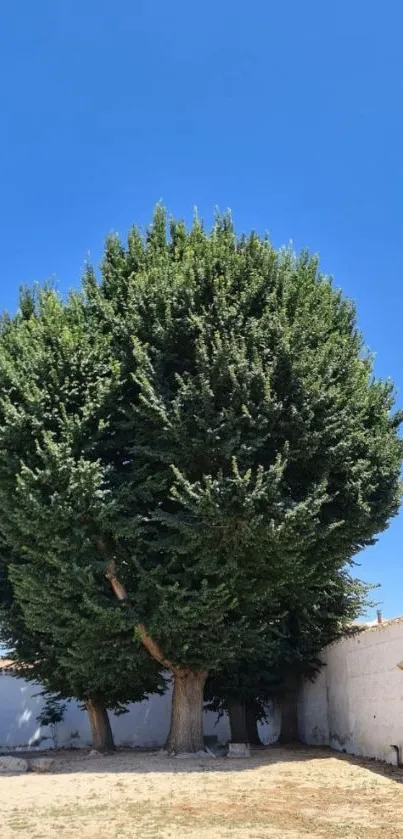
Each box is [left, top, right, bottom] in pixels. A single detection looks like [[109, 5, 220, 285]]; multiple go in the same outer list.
[[36, 696, 67, 749], [0, 287, 165, 751], [206, 573, 370, 744], [205, 658, 281, 745], [0, 554, 166, 751]]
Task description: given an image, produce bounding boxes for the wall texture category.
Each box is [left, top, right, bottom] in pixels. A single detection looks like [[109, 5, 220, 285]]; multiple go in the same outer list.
[[0, 672, 280, 751], [299, 618, 403, 765]]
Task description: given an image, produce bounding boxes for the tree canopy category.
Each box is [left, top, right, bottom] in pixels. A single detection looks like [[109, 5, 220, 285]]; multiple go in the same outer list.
[[0, 208, 401, 752]]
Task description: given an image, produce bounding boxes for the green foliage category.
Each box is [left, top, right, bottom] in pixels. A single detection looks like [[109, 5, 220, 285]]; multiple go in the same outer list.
[[93, 208, 401, 672], [0, 288, 164, 711], [205, 572, 371, 718], [37, 695, 67, 728], [0, 207, 401, 694]]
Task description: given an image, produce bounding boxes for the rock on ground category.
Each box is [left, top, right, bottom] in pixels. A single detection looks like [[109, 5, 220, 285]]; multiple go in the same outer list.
[[227, 742, 251, 758], [0, 756, 28, 774], [29, 757, 55, 773]]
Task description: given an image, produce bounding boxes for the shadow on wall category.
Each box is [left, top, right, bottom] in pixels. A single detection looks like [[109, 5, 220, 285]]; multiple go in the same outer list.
[[258, 699, 281, 745], [0, 674, 281, 751], [0, 675, 54, 751], [0, 676, 176, 752]]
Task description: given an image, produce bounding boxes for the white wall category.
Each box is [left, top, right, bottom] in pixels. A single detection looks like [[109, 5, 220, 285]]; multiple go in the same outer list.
[[0, 673, 280, 751], [299, 618, 403, 765], [9, 620, 403, 759]]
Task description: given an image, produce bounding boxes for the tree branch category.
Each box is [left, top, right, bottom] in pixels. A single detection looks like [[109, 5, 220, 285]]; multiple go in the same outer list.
[[104, 560, 177, 672]]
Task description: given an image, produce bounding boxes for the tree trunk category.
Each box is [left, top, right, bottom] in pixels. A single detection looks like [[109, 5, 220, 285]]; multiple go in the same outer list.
[[278, 672, 300, 744], [86, 700, 115, 752], [105, 562, 207, 754], [245, 701, 262, 746], [165, 670, 207, 754], [227, 699, 248, 742]]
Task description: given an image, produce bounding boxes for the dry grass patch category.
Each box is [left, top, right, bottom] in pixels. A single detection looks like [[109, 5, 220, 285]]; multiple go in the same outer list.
[[1, 746, 403, 838]]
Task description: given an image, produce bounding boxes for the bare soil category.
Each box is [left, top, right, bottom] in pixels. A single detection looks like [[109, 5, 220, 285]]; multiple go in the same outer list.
[[1, 745, 403, 838]]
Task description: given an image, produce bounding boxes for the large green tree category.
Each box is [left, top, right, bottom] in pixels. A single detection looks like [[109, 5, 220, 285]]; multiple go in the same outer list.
[[0, 209, 401, 754], [90, 209, 402, 751]]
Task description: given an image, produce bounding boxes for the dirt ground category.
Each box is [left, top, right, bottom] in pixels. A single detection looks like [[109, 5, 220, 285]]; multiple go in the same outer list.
[[1, 745, 403, 839]]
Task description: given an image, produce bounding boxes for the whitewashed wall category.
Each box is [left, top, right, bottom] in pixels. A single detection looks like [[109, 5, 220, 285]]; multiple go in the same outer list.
[[0, 672, 280, 751], [8, 619, 402, 759], [299, 618, 403, 765]]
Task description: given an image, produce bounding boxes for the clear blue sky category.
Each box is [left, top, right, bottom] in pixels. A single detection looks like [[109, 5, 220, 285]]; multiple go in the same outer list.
[[0, 1, 402, 618]]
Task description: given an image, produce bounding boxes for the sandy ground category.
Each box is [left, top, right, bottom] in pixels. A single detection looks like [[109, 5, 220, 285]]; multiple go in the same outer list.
[[1, 745, 403, 838]]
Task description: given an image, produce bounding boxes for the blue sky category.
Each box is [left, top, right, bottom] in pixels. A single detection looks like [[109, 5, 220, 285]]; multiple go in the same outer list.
[[0, 1, 402, 617]]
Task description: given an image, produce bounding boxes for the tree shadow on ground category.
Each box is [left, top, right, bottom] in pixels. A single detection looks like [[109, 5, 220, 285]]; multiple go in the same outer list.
[[4, 742, 403, 782]]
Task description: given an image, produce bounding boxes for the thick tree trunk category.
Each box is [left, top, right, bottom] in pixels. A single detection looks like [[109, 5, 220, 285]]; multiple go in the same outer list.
[[86, 700, 115, 752], [278, 672, 300, 744], [165, 670, 207, 754], [245, 702, 262, 746], [106, 561, 207, 754], [227, 699, 248, 742]]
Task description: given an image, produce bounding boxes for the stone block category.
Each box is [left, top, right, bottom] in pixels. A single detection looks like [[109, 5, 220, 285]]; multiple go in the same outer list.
[[227, 742, 251, 758], [0, 756, 29, 774], [30, 757, 55, 773]]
